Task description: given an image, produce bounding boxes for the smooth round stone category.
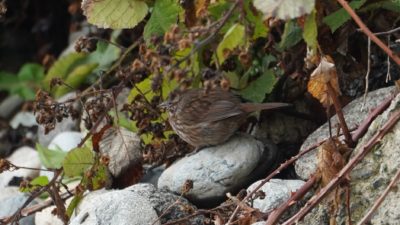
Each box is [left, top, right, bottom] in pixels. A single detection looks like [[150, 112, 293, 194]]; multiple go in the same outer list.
[[247, 179, 305, 213], [158, 133, 264, 204], [0, 146, 40, 187], [70, 189, 160, 225], [10, 111, 37, 129]]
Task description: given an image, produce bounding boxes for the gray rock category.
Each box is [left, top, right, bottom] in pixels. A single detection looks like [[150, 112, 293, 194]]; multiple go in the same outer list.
[[0, 95, 23, 119], [0, 146, 41, 187], [125, 183, 204, 225], [251, 222, 267, 225], [141, 165, 165, 186], [35, 206, 64, 225], [35, 198, 73, 225], [296, 86, 397, 179], [0, 187, 20, 201], [70, 189, 160, 225], [158, 134, 270, 204], [298, 92, 400, 224], [38, 92, 80, 147], [247, 179, 305, 213], [10, 111, 37, 128], [0, 194, 37, 225], [48, 131, 83, 151]]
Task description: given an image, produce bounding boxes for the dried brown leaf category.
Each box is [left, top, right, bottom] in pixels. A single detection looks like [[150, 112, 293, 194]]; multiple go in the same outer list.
[[307, 56, 341, 107], [317, 138, 348, 187]]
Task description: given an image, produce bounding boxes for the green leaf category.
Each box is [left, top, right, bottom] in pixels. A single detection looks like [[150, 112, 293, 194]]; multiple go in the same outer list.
[[240, 69, 277, 103], [253, 0, 314, 20], [110, 110, 138, 132], [323, 0, 367, 32], [85, 41, 121, 73], [303, 10, 317, 50], [209, 1, 231, 19], [224, 71, 240, 89], [0, 63, 44, 100], [36, 143, 68, 169], [0, 72, 19, 91], [62, 146, 94, 178], [30, 176, 49, 186], [17, 63, 44, 82], [244, 1, 268, 39], [20, 176, 49, 192], [82, 0, 148, 29], [44, 53, 87, 90], [143, 0, 181, 42], [215, 23, 245, 64], [54, 63, 98, 98], [360, 0, 400, 13], [278, 20, 303, 50], [66, 194, 83, 217], [83, 164, 110, 190]]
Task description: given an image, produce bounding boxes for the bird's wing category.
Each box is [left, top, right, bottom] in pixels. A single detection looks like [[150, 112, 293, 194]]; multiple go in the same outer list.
[[202, 100, 244, 122], [180, 99, 244, 124]]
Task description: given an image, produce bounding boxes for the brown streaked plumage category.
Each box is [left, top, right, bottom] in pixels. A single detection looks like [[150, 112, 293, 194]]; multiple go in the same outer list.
[[161, 88, 289, 148]]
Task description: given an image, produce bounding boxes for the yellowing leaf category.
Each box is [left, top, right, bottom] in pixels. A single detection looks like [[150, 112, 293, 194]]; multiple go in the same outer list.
[[215, 23, 245, 64], [253, 0, 314, 20], [307, 56, 341, 107], [82, 0, 148, 29], [303, 10, 317, 50]]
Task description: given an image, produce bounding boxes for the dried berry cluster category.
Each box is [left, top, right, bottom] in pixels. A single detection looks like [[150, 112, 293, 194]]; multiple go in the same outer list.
[[33, 90, 79, 134], [82, 93, 112, 130], [75, 36, 98, 53]]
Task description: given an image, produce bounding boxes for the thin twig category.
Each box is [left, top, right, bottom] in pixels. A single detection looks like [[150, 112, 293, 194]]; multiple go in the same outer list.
[[80, 39, 141, 97], [265, 175, 318, 225], [326, 82, 355, 147], [385, 36, 391, 83], [171, 0, 240, 70], [0, 170, 62, 224], [336, 0, 400, 66], [357, 168, 400, 225], [362, 37, 371, 108], [282, 109, 400, 225], [226, 140, 326, 224], [361, 27, 400, 36], [352, 92, 397, 141]]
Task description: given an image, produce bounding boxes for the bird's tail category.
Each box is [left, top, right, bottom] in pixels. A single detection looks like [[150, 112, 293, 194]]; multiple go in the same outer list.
[[240, 102, 291, 112]]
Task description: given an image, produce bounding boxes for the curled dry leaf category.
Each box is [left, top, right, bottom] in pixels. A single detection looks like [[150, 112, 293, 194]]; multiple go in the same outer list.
[[317, 138, 349, 187], [99, 126, 143, 177], [317, 138, 352, 225], [307, 56, 341, 107]]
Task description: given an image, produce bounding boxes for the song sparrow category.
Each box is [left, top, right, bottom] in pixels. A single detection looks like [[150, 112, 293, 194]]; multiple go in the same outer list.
[[160, 88, 290, 148]]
